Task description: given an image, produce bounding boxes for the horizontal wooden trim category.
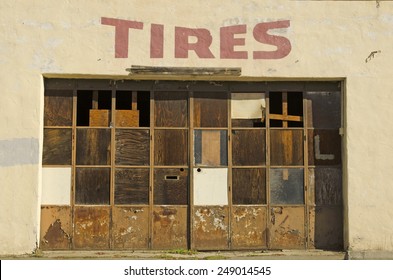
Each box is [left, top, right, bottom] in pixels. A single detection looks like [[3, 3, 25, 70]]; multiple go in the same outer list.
[[269, 114, 303, 122]]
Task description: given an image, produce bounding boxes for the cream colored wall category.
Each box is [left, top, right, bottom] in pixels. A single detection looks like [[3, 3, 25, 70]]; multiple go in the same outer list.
[[1, 0, 393, 254]]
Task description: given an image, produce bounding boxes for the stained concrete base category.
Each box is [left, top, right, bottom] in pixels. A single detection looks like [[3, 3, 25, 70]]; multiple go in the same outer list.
[[1, 250, 347, 260], [348, 250, 393, 260]]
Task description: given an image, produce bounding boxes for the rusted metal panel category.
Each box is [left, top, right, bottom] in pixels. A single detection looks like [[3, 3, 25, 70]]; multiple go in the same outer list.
[[308, 129, 341, 166], [194, 92, 228, 128], [231, 206, 267, 249], [305, 91, 341, 129], [40, 206, 71, 250], [308, 167, 342, 206], [155, 91, 188, 127], [308, 206, 343, 250], [44, 89, 73, 126], [152, 206, 188, 249], [74, 207, 110, 249], [115, 129, 150, 166], [270, 129, 303, 166], [76, 128, 111, 165], [43, 128, 72, 165], [270, 168, 304, 205], [269, 206, 305, 249], [232, 130, 266, 166], [154, 168, 188, 205], [154, 129, 188, 166], [193, 206, 229, 250], [75, 168, 110, 205], [232, 168, 266, 204], [112, 206, 149, 249]]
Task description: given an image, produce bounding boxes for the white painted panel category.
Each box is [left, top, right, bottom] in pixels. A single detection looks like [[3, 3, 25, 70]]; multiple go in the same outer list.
[[231, 93, 266, 119], [193, 168, 228, 205], [42, 167, 71, 205]]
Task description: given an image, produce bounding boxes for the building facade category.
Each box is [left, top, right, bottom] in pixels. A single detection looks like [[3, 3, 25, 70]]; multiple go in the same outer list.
[[1, 0, 393, 258]]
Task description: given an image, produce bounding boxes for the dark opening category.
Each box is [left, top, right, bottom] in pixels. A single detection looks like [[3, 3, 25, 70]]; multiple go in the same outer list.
[[287, 92, 303, 127], [269, 92, 282, 114], [138, 91, 150, 127], [116, 91, 132, 110], [98, 91, 112, 110], [77, 91, 93, 126]]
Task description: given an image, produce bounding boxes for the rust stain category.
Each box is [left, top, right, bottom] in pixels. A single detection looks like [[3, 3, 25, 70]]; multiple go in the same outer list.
[[193, 206, 229, 250], [269, 207, 305, 249], [74, 207, 110, 249], [231, 206, 267, 249], [152, 206, 187, 249], [113, 207, 149, 249], [40, 206, 71, 250]]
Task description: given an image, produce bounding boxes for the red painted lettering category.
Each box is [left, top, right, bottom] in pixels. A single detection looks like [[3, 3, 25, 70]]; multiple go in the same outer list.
[[220, 25, 248, 59], [253, 20, 291, 59], [101, 17, 143, 58], [175, 27, 215, 58], [150, 24, 164, 58]]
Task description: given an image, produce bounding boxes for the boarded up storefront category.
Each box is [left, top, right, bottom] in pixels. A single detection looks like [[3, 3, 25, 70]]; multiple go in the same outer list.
[[41, 79, 343, 250]]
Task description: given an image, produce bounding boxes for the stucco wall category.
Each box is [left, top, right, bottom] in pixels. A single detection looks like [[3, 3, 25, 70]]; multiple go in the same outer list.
[[1, 0, 393, 255]]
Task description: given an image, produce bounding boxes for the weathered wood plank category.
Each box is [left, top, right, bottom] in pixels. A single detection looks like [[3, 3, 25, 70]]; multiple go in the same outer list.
[[194, 92, 228, 127], [308, 167, 342, 205], [154, 168, 188, 205], [76, 128, 111, 165], [44, 89, 73, 126], [114, 168, 149, 204], [75, 168, 110, 205], [232, 168, 266, 204], [308, 129, 341, 166], [154, 129, 188, 166], [270, 129, 303, 166], [115, 129, 150, 166], [306, 91, 341, 128], [43, 128, 72, 165], [154, 91, 188, 127], [232, 129, 266, 166]]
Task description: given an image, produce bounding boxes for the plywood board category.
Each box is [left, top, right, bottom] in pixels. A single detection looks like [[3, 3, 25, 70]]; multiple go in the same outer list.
[[89, 109, 110, 127], [232, 129, 265, 166], [231, 206, 267, 249], [194, 92, 227, 127], [193, 168, 228, 205], [76, 128, 111, 165], [308, 167, 342, 206], [42, 167, 71, 205], [112, 206, 149, 249], [308, 206, 343, 250], [43, 128, 72, 165], [115, 110, 139, 127], [154, 168, 188, 205], [194, 130, 227, 166], [75, 168, 110, 205], [154, 91, 188, 127], [115, 129, 150, 166], [44, 89, 73, 126], [74, 207, 110, 249], [115, 168, 149, 204], [308, 129, 341, 166], [40, 206, 71, 250], [154, 129, 188, 166], [270, 129, 303, 166], [231, 119, 265, 128], [193, 206, 229, 250], [269, 206, 305, 249], [305, 91, 341, 129], [231, 92, 266, 119], [270, 168, 304, 204], [232, 168, 266, 204], [152, 206, 188, 249]]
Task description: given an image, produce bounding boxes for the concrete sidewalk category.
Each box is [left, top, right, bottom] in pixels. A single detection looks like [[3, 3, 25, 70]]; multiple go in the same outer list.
[[1, 250, 347, 260]]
